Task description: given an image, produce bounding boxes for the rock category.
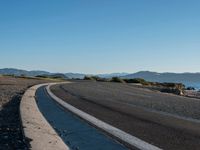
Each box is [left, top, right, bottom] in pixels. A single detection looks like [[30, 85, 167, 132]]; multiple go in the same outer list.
[[186, 87, 196, 90]]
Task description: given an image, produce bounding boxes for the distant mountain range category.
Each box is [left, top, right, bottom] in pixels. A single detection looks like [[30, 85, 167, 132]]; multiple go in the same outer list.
[[1, 68, 200, 85], [0, 68, 51, 76], [0, 68, 127, 79], [97, 73, 129, 78], [121, 71, 200, 85], [64, 73, 86, 79]]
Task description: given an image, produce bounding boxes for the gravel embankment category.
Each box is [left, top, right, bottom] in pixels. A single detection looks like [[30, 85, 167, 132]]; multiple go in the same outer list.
[[0, 76, 50, 150]]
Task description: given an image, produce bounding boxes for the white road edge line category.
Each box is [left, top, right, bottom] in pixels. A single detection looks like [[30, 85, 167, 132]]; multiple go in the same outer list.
[[47, 83, 162, 150]]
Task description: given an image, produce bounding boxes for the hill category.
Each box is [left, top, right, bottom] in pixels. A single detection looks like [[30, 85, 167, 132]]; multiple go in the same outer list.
[[122, 71, 200, 84], [1, 68, 200, 87], [0, 68, 50, 76], [65, 73, 86, 79]]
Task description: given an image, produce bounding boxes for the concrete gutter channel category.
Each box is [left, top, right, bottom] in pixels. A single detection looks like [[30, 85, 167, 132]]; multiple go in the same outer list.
[[20, 83, 69, 150], [20, 82, 200, 150]]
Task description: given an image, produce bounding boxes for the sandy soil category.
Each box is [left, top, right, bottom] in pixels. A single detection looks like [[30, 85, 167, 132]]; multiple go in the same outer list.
[[0, 76, 51, 150]]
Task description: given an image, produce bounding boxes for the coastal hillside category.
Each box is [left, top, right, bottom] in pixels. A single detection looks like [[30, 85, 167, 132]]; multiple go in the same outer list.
[[1, 68, 200, 88], [122, 71, 200, 84]]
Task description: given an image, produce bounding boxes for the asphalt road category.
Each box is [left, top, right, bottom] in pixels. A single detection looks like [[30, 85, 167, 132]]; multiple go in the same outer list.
[[51, 81, 200, 150], [36, 86, 130, 150]]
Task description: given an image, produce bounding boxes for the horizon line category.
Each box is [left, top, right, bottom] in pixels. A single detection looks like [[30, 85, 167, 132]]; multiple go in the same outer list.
[[1, 67, 200, 74]]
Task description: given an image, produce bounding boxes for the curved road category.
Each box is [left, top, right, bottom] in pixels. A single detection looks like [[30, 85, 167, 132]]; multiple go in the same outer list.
[[50, 81, 200, 150]]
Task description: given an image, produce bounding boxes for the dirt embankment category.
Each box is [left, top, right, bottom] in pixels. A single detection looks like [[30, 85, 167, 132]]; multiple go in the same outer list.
[[0, 76, 51, 150]]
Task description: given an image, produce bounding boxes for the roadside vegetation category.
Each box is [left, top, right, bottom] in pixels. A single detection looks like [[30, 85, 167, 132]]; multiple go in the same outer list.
[[84, 76, 110, 82], [35, 75, 66, 81], [123, 78, 150, 85]]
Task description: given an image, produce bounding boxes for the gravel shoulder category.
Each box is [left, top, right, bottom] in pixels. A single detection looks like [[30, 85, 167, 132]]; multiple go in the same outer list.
[[0, 76, 51, 150], [51, 81, 200, 150]]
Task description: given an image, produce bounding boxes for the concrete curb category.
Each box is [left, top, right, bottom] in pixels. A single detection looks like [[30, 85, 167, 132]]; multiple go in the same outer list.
[[47, 83, 162, 150], [20, 83, 69, 150]]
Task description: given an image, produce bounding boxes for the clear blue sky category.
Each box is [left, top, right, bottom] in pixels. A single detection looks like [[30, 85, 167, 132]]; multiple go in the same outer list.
[[0, 0, 200, 74]]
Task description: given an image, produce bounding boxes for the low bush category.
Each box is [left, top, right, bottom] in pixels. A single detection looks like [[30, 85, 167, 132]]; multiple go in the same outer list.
[[123, 78, 150, 85], [83, 76, 96, 81], [84, 76, 109, 82], [110, 77, 125, 83], [2, 74, 16, 77], [36, 75, 48, 78]]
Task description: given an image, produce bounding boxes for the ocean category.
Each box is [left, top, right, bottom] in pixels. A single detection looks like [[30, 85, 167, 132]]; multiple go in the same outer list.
[[183, 82, 200, 90]]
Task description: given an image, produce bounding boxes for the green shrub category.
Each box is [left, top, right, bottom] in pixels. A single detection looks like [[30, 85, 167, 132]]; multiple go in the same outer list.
[[36, 75, 48, 78], [91, 76, 100, 81], [84, 76, 109, 82], [3, 74, 15, 77], [152, 82, 185, 95], [83, 76, 96, 81], [110, 77, 125, 83], [123, 78, 150, 85]]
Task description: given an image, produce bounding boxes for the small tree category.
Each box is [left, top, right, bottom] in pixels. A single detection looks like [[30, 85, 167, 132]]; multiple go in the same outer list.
[[84, 76, 95, 81], [110, 77, 125, 83]]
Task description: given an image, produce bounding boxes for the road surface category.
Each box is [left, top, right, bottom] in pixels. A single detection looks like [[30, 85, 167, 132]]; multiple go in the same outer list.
[[51, 81, 200, 150]]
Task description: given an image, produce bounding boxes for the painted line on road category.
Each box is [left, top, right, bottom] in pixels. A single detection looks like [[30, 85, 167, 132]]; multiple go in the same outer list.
[[46, 83, 162, 150]]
